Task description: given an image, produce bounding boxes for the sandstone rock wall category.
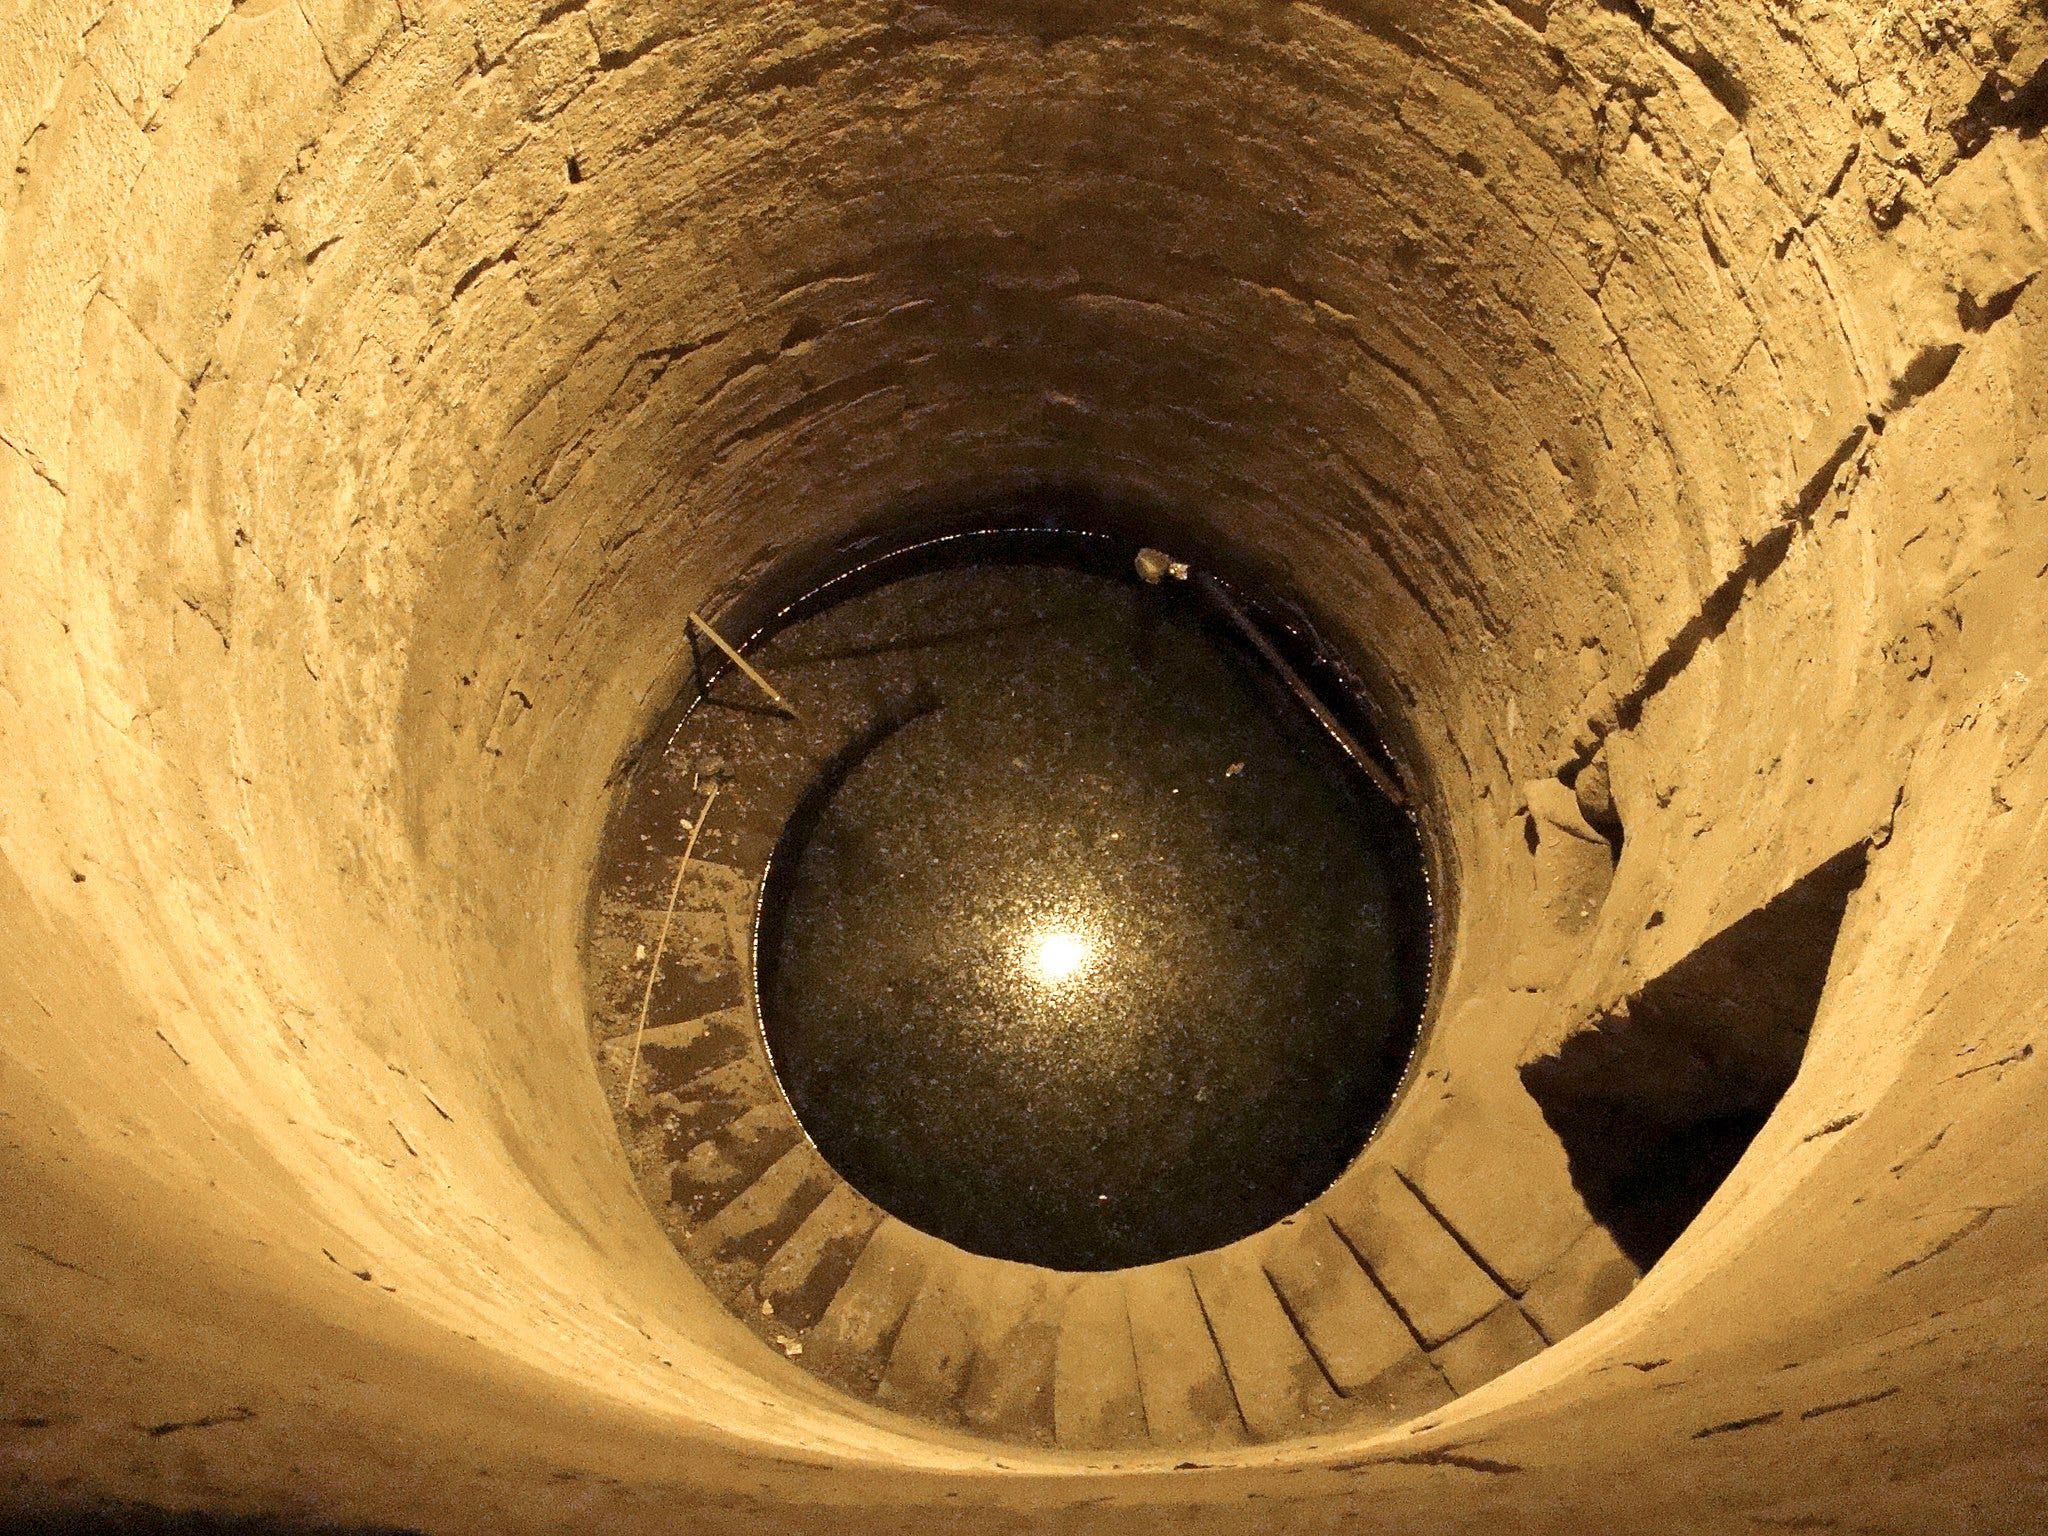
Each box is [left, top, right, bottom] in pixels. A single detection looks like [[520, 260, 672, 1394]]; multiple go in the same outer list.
[[1, 1, 2044, 1530]]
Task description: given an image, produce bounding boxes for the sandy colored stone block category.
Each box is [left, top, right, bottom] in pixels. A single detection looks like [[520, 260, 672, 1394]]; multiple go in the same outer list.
[[0, 67, 149, 483], [754, 1181, 884, 1331], [808, 1219, 931, 1394], [1523, 775, 1616, 934], [1188, 1246, 1340, 1441], [1262, 1216, 1419, 1396], [1125, 1263, 1243, 1448], [1430, 1303, 1549, 1397], [101, 0, 335, 379], [959, 1265, 1067, 1445], [1321, 1164, 1504, 1347], [689, 1141, 834, 1286], [0, 445, 70, 708], [298, 0, 401, 82], [585, 0, 696, 64], [1521, 1222, 1641, 1343], [1398, 1090, 1593, 1294], [0, 0, 101, 166], [466, 0, 547, 68], [493, 11, 599, 119], [877, 1276, 980, 1422], [1052, 1274, 1146, 1451], [1348, 1350, 1457, 1423], [83, 0, 230, 125], [666, 1101, 797, 1224], [1740, 242, 1875, 472], [66, 296, 202, 621], [1699, 133, 1788, 286]]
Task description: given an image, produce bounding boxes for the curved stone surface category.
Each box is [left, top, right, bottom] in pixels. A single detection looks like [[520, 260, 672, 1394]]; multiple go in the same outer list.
[[0, 1, 2044, 1532]]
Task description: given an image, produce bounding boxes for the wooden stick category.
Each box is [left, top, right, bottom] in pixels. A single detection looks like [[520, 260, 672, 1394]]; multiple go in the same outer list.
[[622, 782, 721, 1108], [688, 610, 797, 717], [1189, 572, 1409, 810]]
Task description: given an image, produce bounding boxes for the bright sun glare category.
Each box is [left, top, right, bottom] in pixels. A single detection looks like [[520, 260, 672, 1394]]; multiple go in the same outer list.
[[1030, 927, 1094, 984]]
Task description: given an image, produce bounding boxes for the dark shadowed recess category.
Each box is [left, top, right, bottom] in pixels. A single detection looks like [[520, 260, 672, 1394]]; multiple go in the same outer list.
[[1523, 845, 1870, 1268]]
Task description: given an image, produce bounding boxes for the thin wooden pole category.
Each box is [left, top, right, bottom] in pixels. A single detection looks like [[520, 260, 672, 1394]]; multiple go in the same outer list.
[[621, 781, 721, 1108], [688, 610, 797, 717], [1191, 571, 1408, 809]]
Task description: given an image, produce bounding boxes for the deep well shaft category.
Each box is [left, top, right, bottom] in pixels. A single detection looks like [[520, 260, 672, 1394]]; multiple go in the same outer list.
[[1, 2, 2045, 1532]]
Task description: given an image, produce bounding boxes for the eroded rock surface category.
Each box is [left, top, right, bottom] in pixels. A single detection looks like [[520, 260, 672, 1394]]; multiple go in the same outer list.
[[1, 1, 2045, 1532]]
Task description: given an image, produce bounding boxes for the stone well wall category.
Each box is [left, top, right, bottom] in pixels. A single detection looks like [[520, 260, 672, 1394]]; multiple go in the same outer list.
[[2, 1, 2045, 1530]]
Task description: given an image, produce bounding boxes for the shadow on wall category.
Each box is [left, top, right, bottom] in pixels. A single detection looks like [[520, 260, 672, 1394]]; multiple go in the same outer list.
[[1522, 845, 1872, 1269]]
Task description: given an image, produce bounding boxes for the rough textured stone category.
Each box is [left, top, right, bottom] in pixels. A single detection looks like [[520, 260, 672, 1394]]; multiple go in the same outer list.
[[1125, 1263, 1243, 1448], [1322, 1165, 1508, 1347], [1431, 1303, 1552, 1398], [1051, 1275, 1148, 1451], [1189, 1245, 1342, 1440], [1263, 1217, 1421, 1396], [0, 0, 2044, 1529]]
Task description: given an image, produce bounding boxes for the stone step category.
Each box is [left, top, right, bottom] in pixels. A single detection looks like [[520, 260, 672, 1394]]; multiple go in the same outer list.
[[651, 1040, 778, 1114], [1430, 1301, 1550, 1395], [688, 1140, 837, 1298], [1320, 1164, 1506, 1347], [958, 1265, 1068, 1446], [1125, 1262, 1244, 1448], [598, 1011, 761, 1097], [751, 1180, 886, 1331], [807, 1218, 935, 1396], [1051, 1273, 1147, 1451], [1519, 1222, 1639, 1342], [1189, 1242, 1342, 1441], [667, 1101, 800, 1224], [1262, 1214, 1421, 1401], [877, 1265, 989, 1425], [1392, 1086, 1593, 1293], [1344, 1350, 1456, 1422]]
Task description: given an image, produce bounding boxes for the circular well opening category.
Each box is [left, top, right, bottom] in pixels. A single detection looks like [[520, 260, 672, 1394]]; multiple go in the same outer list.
[[745, 528, 1432, 1269]]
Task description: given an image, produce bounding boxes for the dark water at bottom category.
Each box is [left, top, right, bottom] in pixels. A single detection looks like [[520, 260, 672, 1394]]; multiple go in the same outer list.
[[754, 538, 1429, 1269]]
